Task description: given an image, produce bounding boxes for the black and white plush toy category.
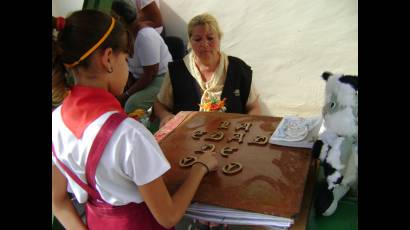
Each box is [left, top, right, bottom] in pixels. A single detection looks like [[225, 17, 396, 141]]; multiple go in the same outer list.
[[311, 71, 358, 216]]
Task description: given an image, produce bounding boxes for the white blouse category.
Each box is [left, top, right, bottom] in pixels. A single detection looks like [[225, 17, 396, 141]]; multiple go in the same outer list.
[[52, 107, 170, 205]]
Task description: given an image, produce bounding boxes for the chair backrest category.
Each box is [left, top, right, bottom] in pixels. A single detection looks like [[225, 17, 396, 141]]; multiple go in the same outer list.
[[164, 36, 186, 61]]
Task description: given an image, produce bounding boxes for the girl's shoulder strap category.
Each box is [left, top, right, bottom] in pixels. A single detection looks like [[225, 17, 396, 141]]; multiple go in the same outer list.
[[85, 113, 128, 191], [52, 143, 101, 200], [52, 112, 128, 202]]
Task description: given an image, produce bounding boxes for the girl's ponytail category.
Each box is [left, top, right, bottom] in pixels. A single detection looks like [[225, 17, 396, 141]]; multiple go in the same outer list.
[[52, 16, 70, 107]]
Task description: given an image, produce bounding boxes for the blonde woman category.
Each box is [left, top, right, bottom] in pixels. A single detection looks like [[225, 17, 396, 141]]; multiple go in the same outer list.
[[154, 13, 260, 128]]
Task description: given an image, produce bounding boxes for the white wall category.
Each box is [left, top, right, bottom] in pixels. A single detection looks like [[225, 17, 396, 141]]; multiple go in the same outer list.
[[51, 0, 358, 117], [160, 0, 358, 117]]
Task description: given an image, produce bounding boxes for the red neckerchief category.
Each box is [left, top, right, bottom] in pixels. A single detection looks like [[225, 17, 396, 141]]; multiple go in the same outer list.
[[61, 85, 125, 139]]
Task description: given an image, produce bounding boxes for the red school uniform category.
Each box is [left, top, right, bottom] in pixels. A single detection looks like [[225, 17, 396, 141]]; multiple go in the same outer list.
[[52, 86, 173, 230]]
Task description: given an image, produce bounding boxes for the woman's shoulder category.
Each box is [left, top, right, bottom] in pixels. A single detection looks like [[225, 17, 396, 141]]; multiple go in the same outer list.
[[227, 55, 251, 70], [168, 57, 186, 70]]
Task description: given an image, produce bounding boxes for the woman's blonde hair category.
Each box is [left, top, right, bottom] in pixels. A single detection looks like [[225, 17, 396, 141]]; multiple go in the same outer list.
[[187, 13, 223, 39]]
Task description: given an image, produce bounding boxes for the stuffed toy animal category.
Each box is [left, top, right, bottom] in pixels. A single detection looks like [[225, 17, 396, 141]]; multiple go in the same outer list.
[[311, 71, 358, 216]]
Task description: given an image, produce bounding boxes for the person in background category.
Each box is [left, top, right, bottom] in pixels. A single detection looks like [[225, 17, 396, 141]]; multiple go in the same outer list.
[[52, 9, 218, 230], [112, 1, 172, 114], [135, 0, 164, 35], [134, 0, 186, 63], [154, 13, 261, 128], [113, 0, 164, 35]]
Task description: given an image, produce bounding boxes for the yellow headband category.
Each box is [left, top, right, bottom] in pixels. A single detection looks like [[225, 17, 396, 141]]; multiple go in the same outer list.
[[64, 17, 116, 68]]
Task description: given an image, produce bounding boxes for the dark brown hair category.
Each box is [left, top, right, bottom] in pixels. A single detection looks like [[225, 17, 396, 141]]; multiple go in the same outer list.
[[52, 9, 133, 105]]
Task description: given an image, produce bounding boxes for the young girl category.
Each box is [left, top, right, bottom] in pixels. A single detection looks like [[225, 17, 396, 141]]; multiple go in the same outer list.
[[52, 10, 218, 230]]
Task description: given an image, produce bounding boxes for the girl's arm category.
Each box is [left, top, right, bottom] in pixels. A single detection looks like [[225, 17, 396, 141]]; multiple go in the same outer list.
[[138, 152, 218, 228], [52, 165, 87, 230]]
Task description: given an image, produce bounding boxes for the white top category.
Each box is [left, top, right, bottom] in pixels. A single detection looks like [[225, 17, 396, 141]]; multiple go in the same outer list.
[[129, 27, 172, 79], [135, 0, 163, 34], [52, 107, 170, 205]]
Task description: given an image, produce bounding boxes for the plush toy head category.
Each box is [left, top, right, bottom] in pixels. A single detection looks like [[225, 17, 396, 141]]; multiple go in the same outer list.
[[321, 71, 358, 137]]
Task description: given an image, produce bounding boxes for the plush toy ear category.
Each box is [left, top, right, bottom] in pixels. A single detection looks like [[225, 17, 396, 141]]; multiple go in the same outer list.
[[321, 71, 333, 81], [339, 75, 358, 91]]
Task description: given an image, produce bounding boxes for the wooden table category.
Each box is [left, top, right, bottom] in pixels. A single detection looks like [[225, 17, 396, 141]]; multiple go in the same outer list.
[[155, 111, 317, 229]]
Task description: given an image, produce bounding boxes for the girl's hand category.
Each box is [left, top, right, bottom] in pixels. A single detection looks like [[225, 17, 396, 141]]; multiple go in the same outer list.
[[196, 151, 218, 173]]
